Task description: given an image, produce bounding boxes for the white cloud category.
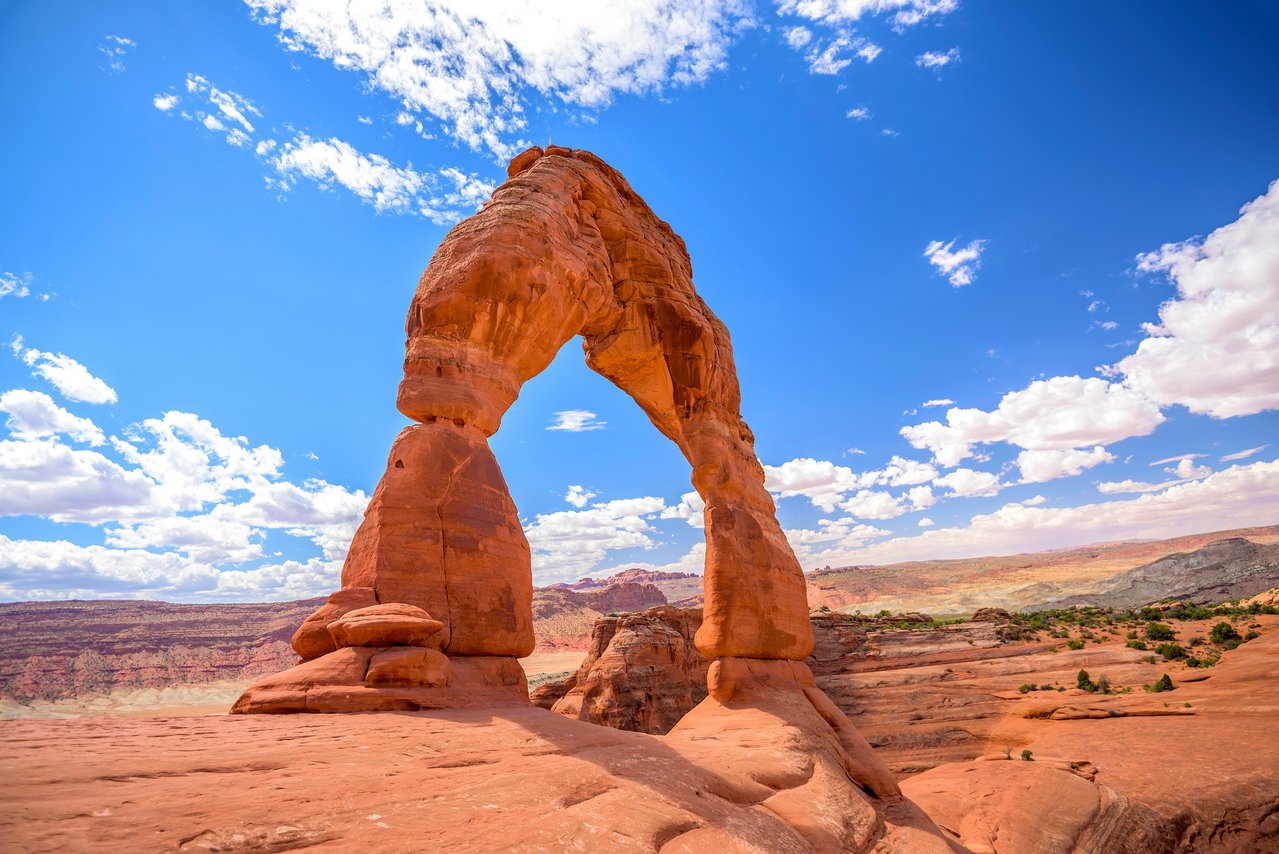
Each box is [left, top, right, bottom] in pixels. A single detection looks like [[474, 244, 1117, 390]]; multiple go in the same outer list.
[[1222, 444, 1267, 462], [98, 35, 134, 73], [840, 489, 906, 519], [881, 128, 900, 137], [921, 398, 954, 408], [564, 484, 596, 508], [1016, 445, 1114, 484], [158, 73, 495, 224], [933, 467, 1002, 497], [915, 48, 960, 69], [659, 490, 705, 528], [846, 106, 871, 120], [784, 26, 813, 49], [901, 376, 1164, 467], [0, 390, 104, 445], [245, 0, 755, 159], [1108, 178, 1279, 419], [806, 458, 1279, 568], [917, 517, 934, 527], [776, 0, 957, 30], [153, 93, 180, 111], [1, 272, 38, 300], [1021, 495, 1047, 506], [524, 496, 668, 583], [784, 516, 890, 565], [879, 454, 937, 486], [1165, 457, 1211, 480], [924, 238, 985, 287], [547, 409, 607, 432], [905, 484, 937, 509], [0, 438, 157, 524], [12, 339, 118, 404], [763, 457, 873, 512], [800, 34, 882, 75], [1148, 452, 1206, 466]]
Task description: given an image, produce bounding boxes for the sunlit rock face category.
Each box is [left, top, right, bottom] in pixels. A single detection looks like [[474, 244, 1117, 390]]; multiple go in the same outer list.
[[235, 144, 816, 717]]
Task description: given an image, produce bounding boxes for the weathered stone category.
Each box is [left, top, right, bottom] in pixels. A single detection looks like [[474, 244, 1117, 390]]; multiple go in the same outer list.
[[365, 647, 450, 687], [326, 603, 445, 650], [291, 587, 378, 660]]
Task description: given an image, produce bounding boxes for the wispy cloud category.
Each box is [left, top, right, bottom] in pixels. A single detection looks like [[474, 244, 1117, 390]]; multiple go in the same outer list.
[[924, 238, 985, 287], [1222, 445, 1267, 462], [154, 73, 494, 225], [98, 35, 135, 73], [547, 410, 607, 432], [916, 48, 960, 69], [11, 337, 117, 405]]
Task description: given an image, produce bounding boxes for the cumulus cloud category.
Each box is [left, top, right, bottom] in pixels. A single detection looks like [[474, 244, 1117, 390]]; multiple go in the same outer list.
[[917, 517, 934, 527], [0, 390, 105, 445], [784, 516, 890, 566], [1016, 445, 1114, 484], [0, 351, 369, 599], [901, 376, 1164, 468], [1166, 457, 1212, 480], [564, 484, 596, 508], [1107, 178, 1279, 419], [933, 467, 1002, 497], [916, 48, 960, 69], [659, 490, 706, 528], [802, 458, 1279, 568], [245, 0, 755, 159], [764, 457, 874, 512], [524, 496, 668, 583], [153, 93, 180, 111], [924, 238, 985, 287], [11, 338, 118, 405], [547, 409, 607, 432]]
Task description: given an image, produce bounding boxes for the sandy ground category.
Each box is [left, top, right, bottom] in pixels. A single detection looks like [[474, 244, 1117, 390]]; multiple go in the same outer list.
[[0, 650, 588, 720]]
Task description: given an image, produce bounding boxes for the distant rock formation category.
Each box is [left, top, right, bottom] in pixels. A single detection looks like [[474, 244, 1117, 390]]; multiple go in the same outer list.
[[552, 569, 704, 605], [532, 605, 708, 734], [1029, 538, 1279, 611]]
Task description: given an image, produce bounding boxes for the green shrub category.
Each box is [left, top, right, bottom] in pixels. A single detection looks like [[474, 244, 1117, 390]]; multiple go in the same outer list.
[[1146, 622, 1175, 641], [1155, 643, 1187, 661], [1148, 673, 1174, 693], [1067, 639, 1085, 650], [1244, 630, 1261, 642], [1018, 683, 1035, 694], [1076, 669, 1096, 692], [1209, 621, 1240, 645], [1126, 639, 1147, 650], [1021, 749, 1034, 761]]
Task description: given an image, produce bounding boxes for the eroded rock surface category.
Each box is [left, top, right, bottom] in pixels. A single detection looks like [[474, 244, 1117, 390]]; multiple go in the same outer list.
[[534, 605, 709, 734], [284, 144, 813, 674]]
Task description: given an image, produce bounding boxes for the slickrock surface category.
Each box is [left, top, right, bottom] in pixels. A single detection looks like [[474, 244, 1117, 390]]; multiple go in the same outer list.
[[807, 525, 1279, 615], [533, 605, 709, 734], [0, 702, 958, 853]]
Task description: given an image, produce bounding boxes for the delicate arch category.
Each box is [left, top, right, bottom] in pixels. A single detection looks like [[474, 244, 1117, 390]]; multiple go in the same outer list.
[[297, 146, 813, 664]]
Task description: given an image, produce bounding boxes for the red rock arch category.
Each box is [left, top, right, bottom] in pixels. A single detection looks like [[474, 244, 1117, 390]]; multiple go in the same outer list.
[[294, 146, 813, 668]]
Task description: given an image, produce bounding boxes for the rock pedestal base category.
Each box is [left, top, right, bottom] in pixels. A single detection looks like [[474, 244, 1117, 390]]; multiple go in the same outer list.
[[230, 648, 528, 714]]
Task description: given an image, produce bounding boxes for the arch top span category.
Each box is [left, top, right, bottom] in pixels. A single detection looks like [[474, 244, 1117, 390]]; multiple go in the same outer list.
[[305, 145, 814, 668]]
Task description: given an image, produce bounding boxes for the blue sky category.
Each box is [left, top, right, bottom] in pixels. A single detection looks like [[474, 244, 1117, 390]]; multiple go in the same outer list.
[[1, 0, 1277, 601]]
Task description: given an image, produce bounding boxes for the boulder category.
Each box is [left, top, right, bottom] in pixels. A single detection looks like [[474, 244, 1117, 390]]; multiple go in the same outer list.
[[326, 603, 444, 649]]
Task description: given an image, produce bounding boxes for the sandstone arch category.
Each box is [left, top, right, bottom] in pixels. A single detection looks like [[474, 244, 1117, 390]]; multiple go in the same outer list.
[[235, 146, 817, 715]]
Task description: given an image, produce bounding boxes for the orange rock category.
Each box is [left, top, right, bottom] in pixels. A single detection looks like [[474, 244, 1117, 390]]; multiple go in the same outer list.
[[365, 647, 450, 687], [326, 603, 445, 649], [290, 586, 377, 660]]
